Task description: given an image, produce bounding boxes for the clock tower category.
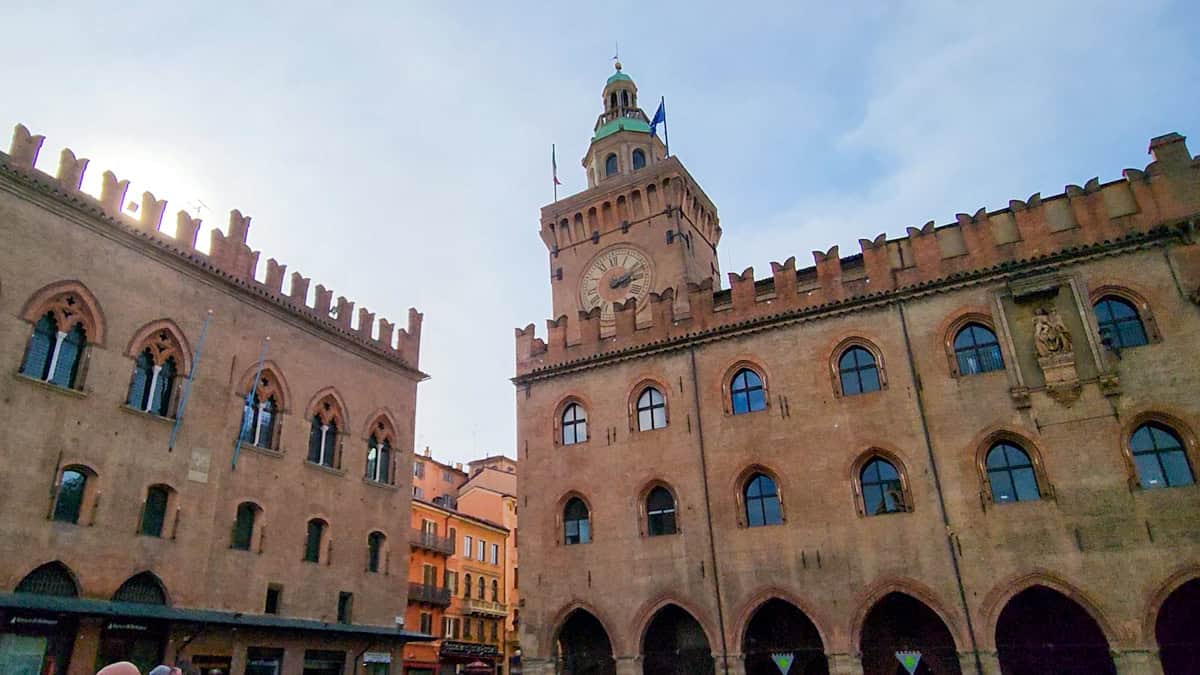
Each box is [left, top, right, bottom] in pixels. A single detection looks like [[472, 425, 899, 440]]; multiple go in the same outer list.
[[538, 62, 721, 335]]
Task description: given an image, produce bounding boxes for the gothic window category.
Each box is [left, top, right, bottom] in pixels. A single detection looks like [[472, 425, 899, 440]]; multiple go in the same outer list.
[[563, 497, 591, 545], [52, 467, 90, 524], [139, 485, 171, 537], [1130, 422, 1193, 489], [730, 368, 766, 415], [637, 387, 667, 431], [838, 346, 881, 395], [19, 284, 101, 390], [954, 323, 1004, 375], [112, 572, 167, 605], [632, 149, 646, 170], [860, 458, 905, 515], [15, 562, 79, 597], [125, 324, 187, 417], [231, 502, 259, 551], [367, 531, 386, 573], [304, 518, 327, 563], [605, 153, 618, 177], [239, 370, 284, 450], [305, 394, 343, 468], [561, 403, 587, 446], [366, 416, 397, 484], [743, 472, 782, 527], [1094, 296, 1149, 349], [986, 442, 1041, 503], [646, 486, 677, 536]]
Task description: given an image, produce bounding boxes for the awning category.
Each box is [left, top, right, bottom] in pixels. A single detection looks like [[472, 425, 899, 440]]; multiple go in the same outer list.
[[0, 593, 434, 642]]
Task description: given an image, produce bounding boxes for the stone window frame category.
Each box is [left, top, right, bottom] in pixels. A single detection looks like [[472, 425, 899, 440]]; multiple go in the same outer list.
[[830, 336, 888, 398], [305, 388, 348, 471], [18, 280, 107, 392], [943, 312, 1007, 378], [123, 319, 191, 418], [49, 463, 99, 526], [1087, 284, 1162, 348], [556, 491, 594, 546], [236, 362, 291, 454], [732, 464, 786, 528], [636, 479, 682, 537], [553, 395, 593, 448], [363, 411, 400, 486], [1119, 411, 1199, 492], [137, 482, 180, 539], [721, 359, 771, 417], [627, 378, 671, 433], [975, 431, 1054, 508], [849, 448, 914, 517]]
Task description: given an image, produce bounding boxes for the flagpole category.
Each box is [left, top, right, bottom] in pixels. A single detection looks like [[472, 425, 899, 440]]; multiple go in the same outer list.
[[232, 336, 270, 471], [662, 96, 670, 158], [167, 309, 213, 452], [553, 144, 558, 202]]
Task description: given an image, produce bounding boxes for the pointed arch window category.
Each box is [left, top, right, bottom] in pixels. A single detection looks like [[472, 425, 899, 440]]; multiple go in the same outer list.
[[632, 149, 646, 171], [563, 497, 591, 545], [986, 442, 1041, 503], [637, 387, 667, 431], [306, 395, 342, 468], [239, 371, 283, 450], [367, 531, 386, 573], [1094, 296, 1149, 349], [838, 346, 881, 395], [113, 572, 167, 605], [366, 417, 396, 484], [561, 403, 587, 445], [605, 154, 618, 177], [139, 485, 171, 537], [646, 486, 677, 536], [231, 502, 259, 551], [52, 468, 89, 524], [743, 473, 782, 527], [15, 562, 78, 597], [730, 368, 766, 414], [860, 458, 905, 515], [1130, 422, 1193, 489], [22, 313, 88, 389], [126, 326, 186, 417], [954, 323, 1004, 375]]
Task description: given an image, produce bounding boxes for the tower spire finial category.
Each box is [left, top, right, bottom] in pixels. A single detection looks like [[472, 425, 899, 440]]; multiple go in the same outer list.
[[613, 41, 621, 71]]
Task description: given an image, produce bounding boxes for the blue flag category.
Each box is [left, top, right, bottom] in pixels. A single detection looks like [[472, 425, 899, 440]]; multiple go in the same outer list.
[[650, 99, 666, 137]]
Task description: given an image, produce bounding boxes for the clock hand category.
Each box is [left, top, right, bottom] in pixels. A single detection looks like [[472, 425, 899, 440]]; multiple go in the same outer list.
[[609, 271, 632, 289]]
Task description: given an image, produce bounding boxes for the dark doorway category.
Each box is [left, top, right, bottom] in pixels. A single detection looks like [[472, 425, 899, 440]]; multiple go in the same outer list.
[[995, 586, 1115, 675], [1156, 578, 1200, 675], [557, 609, 615, 675], [642, 604, 714, 675], [742, 599, 828, 675], [859, 593, 961, 675]]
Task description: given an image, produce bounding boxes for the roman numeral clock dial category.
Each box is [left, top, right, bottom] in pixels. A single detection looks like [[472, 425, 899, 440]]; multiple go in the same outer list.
[[579, 246, 653, 331]]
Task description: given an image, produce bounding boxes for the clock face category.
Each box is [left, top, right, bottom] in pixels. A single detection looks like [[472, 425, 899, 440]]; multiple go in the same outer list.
[[579, 246, 653, 329]]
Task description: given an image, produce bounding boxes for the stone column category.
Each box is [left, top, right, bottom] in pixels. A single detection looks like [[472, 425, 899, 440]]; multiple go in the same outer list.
[[1112, 649, 1164, 675], [827, 652, 864, 675], [615, 655, 641, 675], [720, 653, 746, 675], [976, 650, 1003, 675], [956, 651, 988, 674]]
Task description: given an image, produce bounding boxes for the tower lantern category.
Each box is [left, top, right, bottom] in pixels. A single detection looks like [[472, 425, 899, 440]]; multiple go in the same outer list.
[[583, 62, 667, 188]]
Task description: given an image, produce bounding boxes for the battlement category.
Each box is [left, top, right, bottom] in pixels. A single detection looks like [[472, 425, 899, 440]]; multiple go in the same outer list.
[[2, 123, 424, 374], [516, 132, 1200, 378]]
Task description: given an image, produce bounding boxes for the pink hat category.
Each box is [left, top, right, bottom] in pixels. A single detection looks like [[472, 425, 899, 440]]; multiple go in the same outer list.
[[96, 662, 142, 675]]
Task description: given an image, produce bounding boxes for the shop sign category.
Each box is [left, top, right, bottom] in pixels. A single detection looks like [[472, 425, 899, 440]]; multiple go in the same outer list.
[[105, 621, 150, 632], [439, 641, 500, 658], [8, 615, 59, 628], [364, 652, 392, 664]]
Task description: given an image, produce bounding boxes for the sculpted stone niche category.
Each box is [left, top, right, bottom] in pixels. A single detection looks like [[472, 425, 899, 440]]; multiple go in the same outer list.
[[1033, 305, 1081, 405]]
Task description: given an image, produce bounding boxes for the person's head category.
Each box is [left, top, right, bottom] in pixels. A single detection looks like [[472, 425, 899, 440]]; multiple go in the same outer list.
[[148, 666, 173, 675], [96, 662, 141, 675]]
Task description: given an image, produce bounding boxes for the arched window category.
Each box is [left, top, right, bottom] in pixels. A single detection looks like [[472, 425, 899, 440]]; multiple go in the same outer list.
[[113, 572, 168, 605], [477, 576, 485, 599], [620, 90, 630, 107], [632, 149, 646, 171], [646, 486, 677, 536], [860, 458, 905, 515], [1130, 422, 1193, 489], [838, 346, 881, 395], [491, 578, 499, 601], [464, 573, 472, 598], [52, 468, 88, 524], [140, 485, 171, 537], [954, 323, 1004, 375], [239, 371, 283, 450], [1094, 296, 1149, 349], [608, 93, 617, 110], [21, 313, 87, 389], [563, 497, 591, 545], [15, 562, 79, 597], [304, 519, 327, 563], [986, 442, 1041, 503], [730, 368, 766, 415], [367, 532, 385, 573], [307, 415, 338, 467], [744, 473, 782, 527], [231, 502, 259, 551], [637, 387, 667, 431], [126, 325, 187, 416], [561, 403, 587, 445], [605, 154, 618, 177]]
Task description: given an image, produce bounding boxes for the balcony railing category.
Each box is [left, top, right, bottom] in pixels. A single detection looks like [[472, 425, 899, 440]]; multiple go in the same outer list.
[[462, 597, 508, 618], [410, 529, 455, 555], [409, 582, 451, 607], [594, 108, 649, 129]]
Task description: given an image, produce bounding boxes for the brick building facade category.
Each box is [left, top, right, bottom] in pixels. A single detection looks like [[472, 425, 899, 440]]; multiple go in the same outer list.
[[514, 67, 1200, 675], [0, 124, 429, 675]]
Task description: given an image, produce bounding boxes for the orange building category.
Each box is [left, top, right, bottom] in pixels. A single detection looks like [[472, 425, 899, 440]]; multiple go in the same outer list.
[[459, 457, 520, 674], [413, 448, 468, 508]]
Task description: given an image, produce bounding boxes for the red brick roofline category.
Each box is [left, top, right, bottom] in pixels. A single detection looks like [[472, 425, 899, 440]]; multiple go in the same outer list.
[[3, 123, 424, 375], [515, 132, 1200, 378], [412, 497, 509, 533]]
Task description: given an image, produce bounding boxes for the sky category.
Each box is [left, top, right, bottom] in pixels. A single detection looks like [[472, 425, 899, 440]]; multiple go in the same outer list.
[[3, 0, 1197, 465]]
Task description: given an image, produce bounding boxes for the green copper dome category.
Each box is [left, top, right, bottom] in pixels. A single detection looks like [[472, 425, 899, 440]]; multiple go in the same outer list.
[[592, 116, 651, 141], [607, 71, 632, 85]]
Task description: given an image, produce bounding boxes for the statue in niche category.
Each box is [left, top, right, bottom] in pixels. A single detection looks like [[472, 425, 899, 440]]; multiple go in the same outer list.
[[1034, 306, 1072, 358]]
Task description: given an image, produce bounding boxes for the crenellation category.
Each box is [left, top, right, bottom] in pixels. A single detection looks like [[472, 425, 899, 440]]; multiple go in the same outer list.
[[613, 298, 637, 337], [2, 122, 424, 371], [517, 131, 1199, 376]]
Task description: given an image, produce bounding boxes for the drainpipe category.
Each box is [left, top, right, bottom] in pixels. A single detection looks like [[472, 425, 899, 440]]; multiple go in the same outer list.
[[897, 302, 983, 675], [689, 346, 731, 675]]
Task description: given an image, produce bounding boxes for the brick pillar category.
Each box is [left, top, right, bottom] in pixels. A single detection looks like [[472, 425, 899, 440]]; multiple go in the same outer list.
[[1112, 649, 1164, 675], [827, 652, 864, 675], [67, 618, 103, 675]]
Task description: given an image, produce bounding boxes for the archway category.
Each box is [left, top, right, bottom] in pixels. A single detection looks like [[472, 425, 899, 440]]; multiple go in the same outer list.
[[1156, 578, 1200, 674], [742, 599, 828, 675], [995, 586, 1114, 675], [556, 609, 616, 675], [642, 604, 714, 675], [860, 593, 960, 674]]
